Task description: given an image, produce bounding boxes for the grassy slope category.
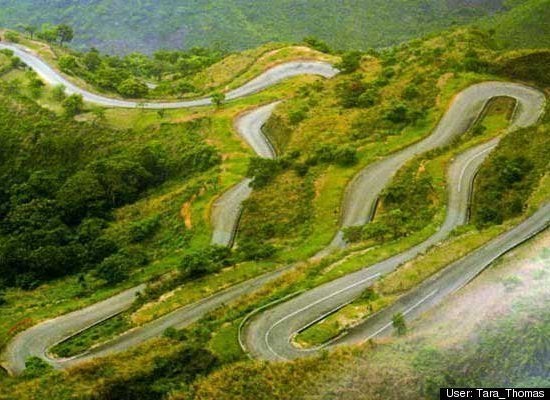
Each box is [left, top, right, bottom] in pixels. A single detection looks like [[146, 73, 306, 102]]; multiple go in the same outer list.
[[0, 46, 330, 351], [0, 27, 548, 400]]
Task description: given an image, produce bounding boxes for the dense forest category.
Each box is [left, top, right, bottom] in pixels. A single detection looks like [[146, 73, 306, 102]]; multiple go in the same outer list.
[[0, 0, 548, 53], [0, 82, 220, 289]]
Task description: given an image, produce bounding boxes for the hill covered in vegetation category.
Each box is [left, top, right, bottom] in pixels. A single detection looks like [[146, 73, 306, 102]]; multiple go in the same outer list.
[[0, 0, 538, 53], [0, 17, 548, 400]]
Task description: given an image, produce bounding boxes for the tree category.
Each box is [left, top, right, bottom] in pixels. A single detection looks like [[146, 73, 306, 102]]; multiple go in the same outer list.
[[84, 49, 102, 72], [51, 84, 66, 102], [37, 24, 58, 43], [392, 312, 407, 336], [96, 253, 131, 285], [56, 24, 74, 45], [211, 92, 225, 107], [58, 55, 78, 73], [303, 36, 331, 53], [18, 24, 37, 39], [384, 104, 410, 124], [117, 78, 149, 98], [337, 51, 363, 73], [62, 94, 84, 117]]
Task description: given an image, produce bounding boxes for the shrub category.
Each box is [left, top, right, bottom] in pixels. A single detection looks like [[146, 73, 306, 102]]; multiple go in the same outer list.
[[62, 94, 84, 116], [117, 78, 149, 98]]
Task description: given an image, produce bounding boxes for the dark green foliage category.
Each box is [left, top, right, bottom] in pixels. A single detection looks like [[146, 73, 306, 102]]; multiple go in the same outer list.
[[472, 125, 549, 227], [62, 93, 84, 116], [22, 357, 53, 379], [0, 85, 220, 289], [129, 216, 161, 243], [337, 75, 380, 109], [211, 92, 225, 107], [392, 312, 407, 336], [97, 250, 148, 285], [117, 78, 149, 98], [1, 0, 521, 53], [179, 246, 232, 279], [337, 51, 363, 73], [237, 239, 277, 261], [496, 50, 550, 86], [307, 144, 358, 167], [303, 36, 331, 54], [247, 157, 284, 188], [94, 344, 219, 400]]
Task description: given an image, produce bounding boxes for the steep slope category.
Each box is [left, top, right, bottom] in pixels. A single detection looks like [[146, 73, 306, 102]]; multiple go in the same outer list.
[[0, 0, 508, 53]]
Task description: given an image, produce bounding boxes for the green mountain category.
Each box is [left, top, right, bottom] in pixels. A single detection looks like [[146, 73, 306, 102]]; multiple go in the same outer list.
[[0, 0, 517, 53]]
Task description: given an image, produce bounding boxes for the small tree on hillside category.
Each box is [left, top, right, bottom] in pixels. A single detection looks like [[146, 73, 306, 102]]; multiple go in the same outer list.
[[62, 94, 84, 117], [392, 312, 407, 336], [56, 24, 74, 46], [211, 92, 225, 107]]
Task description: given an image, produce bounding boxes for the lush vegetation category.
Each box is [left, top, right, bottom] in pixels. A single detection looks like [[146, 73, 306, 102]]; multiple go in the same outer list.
[[472, 124, 549, 226], [0, 16, 548, 400], [55, 45, 224, 99], [0, 83, 220, 289], [1, 0, 543, 54]]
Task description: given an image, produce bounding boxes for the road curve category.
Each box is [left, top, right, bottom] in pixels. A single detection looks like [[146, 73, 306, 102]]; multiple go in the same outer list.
[[0, 43, 338, 109], [211, 102, 280, 246], [1, 47, 546, 373], [243, 83, 546, 360], [327, 82, 545, 250], [0, 48, 335, 374]]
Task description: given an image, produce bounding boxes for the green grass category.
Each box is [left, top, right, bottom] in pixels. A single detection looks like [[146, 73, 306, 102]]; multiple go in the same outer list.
[[51, 314, 131, 358]]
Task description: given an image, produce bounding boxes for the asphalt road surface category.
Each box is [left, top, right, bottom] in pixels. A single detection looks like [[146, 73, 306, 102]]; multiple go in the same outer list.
[[211, 102, 280, 246], [0, 43, 338, 108], [0, 45, 546, 373], [242, 83, 546, 360]]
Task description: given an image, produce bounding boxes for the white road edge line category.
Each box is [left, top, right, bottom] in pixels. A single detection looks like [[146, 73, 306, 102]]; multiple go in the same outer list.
[[365, 289, 439, 341], [264, 273, 381, 360], [457, 145, 496, 193]]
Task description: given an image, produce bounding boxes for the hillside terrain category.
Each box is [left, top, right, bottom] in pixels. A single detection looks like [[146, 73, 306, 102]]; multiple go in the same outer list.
[[0, 18, 548, 400], [1, 0, 547, 53]]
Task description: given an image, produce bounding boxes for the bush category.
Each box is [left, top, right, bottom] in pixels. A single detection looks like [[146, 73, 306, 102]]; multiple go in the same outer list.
[[392, 312, 407, 336], [58, 55, 79, 73], [117, 78, 149, 98], [129, 216, 160, 243], [4, 31, 20, 43], [179, 246, 232, 279], [22, 357, 52, 378], [238, 239, 276, 261], [337, 51, 362, 73], [62, 94, 84, 116], [51, 84, 67, 101]]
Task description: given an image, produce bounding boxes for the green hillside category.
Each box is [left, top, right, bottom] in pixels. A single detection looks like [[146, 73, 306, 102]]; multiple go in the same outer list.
[[0, 23, 548, 398], [0, 0, 514, 53]]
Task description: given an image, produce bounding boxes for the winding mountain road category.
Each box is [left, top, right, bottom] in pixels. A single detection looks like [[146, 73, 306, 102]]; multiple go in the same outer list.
[[242, 82, 546, 360], [0, 45, 337, 375], [0, 43, 547, 374], [211, 102, 280, 246], [0, 43, 338, 108]]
